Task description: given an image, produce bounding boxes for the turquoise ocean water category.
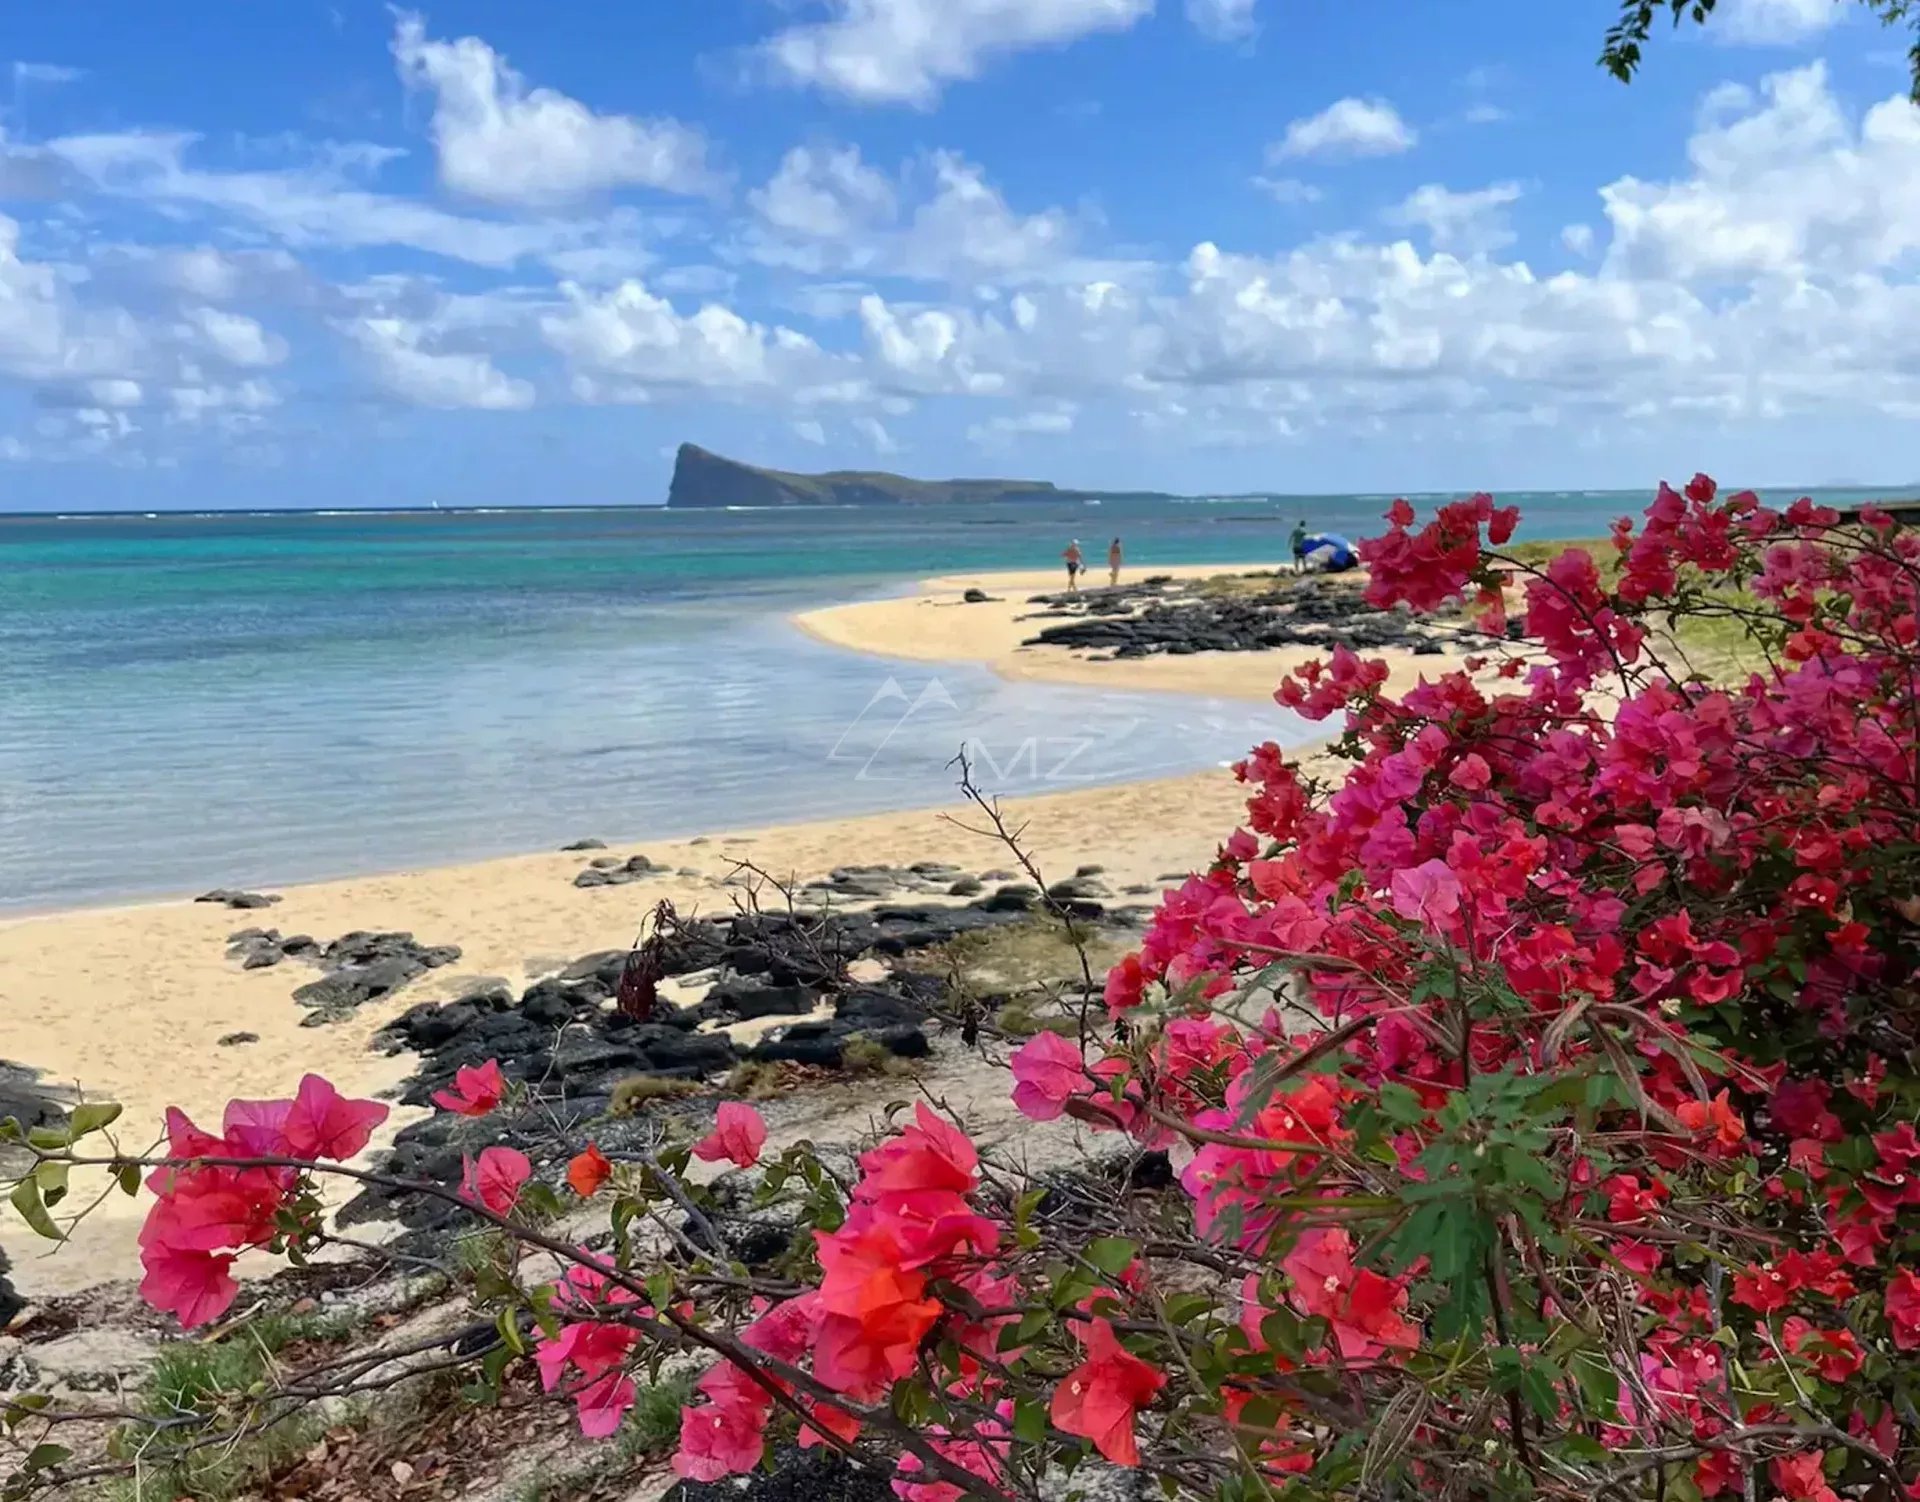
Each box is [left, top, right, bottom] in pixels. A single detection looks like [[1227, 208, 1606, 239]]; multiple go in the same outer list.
[[0, 487, 1887, 910]]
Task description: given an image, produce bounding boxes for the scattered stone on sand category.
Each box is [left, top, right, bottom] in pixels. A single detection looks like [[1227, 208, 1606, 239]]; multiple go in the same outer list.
[[217, 1031, 259, 1047], [559, 838, 607, 851], [195, 888, 281, 909], [572, 854, 662, 889], [1021, 575, 1460, 660], [281, 930, 462, 1022], [961, 587, 997, 604]]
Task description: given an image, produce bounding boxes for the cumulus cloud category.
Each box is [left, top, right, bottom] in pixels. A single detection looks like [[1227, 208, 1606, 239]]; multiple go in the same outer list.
[[750, 145, 898, 243], [345, 316, 534, 409], [1712, 0, 1844, 45], [181, 307, 289, 368], [1389, 181, 1524, 254], [758, 0, 1154, 107], [1270, 97, 1416, 161], [1186, 0, 1258, 43], [540, 277, 856, 402], [13, 63, 85, 86], [391, 14, 716, 205], [747, 146, 1078, 286]]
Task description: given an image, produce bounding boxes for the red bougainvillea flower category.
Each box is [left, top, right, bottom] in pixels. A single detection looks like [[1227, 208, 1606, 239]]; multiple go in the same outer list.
[[1283, 1229, 1419, 1361], [573, 1372, 637, 1439], [1673, 1089, 1746, 1151], [1010, 1031, 1090, 1121], [282, 1074, 388, 1161], [1770, 1450, 1839, 1502], [460, 1146, 532, 1216], [1886, 1267, 1920, 1350], [567, 1142, 612, 1198], [1051, 1318, 1167, 1467], [812, 1218, 944, 1399], [693, 1102, 767, 1168], [432, 1059, 507, 1118]]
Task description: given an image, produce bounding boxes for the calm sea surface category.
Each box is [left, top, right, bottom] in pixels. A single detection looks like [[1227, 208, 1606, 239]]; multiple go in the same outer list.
[[0, 488, 1886, 909]]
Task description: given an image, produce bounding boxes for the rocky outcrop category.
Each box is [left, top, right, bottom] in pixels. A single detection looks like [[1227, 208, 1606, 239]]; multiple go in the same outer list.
[[666, 443, 1067, 509]]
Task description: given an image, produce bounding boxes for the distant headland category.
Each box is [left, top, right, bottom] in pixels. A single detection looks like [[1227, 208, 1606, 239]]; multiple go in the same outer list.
[[665, 442, 1173, 509]]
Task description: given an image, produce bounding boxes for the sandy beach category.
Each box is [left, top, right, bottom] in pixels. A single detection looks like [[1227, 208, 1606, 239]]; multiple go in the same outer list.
[[0, 563, 1466, 1297], [794, 562, 1458, 702]]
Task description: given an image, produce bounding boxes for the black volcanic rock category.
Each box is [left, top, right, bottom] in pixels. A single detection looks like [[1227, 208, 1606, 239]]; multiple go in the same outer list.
[[666, 443, 1069, 509]]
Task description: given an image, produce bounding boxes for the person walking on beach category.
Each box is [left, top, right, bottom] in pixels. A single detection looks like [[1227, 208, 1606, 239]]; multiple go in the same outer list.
[[1063, 539, 1084, 593], [1107, 537, 1123, 587], [1289, 519, 1309, 575]]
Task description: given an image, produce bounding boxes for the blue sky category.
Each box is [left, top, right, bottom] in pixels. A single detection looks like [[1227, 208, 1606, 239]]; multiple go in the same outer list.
[[0, 0, 1915, 509]]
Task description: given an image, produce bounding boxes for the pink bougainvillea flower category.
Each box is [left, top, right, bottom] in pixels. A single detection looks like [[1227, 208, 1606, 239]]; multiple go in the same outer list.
[[1388, 859, 1462, 926], [432, 1059, 507, 1118], [281, 1074, 388, 1162], [1769, 1451, 1839, 1502], [1050, 1319, 1166, 1467], [855, 1103, 978, 1199], [221, 1097, 293, 1157], [692, 1102, 767, 1168], [1010, 1031, 1088, 1122], [573, 1371, 637, 1439], [138, 1244, 240, 1330], [674, 1400, 768, 1479], [460, 1146, 532, 1216]]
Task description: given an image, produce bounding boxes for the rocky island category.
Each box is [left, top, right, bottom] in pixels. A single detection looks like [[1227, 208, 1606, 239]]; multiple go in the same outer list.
[[667, 442, 1130, 508]]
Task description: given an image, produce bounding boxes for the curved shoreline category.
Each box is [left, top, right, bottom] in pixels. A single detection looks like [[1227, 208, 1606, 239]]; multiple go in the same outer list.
[[792, 562, 1459, 706]]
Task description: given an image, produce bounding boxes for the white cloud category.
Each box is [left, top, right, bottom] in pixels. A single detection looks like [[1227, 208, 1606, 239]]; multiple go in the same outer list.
[[13, 63, 85, 86], [852, 414, 899, 452], [1251, 175, 1323, 206], [792, 418, 827, 444], [346, 316, 534, 409], [85, 378, 143, 407], [1600, 62, 1920, 282], [1561, 223, 1596, 256], [747, 147, 1079, 286], [1463, 102, 1509, 125], [1713, 0, 1843, 45], [1270, 97, 1415, 161], [1389, 181, 1524, 254], [1187, 0, 1258, 43], [541, 277, 846, 400], [967, 407, 1075, 444], [48, 130, 595, 269], [182, 307, 288, 368], [391, 15, 715, 205], [0, 216, 146, 383], [758, 0, 1154, 107], [750, 145, 897, 242]]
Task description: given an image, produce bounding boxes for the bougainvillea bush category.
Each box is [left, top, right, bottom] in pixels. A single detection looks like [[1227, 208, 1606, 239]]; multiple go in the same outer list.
[[8, 477, 1920, 1502]]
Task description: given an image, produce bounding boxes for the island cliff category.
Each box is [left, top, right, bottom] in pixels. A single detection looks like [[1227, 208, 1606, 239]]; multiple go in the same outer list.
[[666, 443, 1067, 508]]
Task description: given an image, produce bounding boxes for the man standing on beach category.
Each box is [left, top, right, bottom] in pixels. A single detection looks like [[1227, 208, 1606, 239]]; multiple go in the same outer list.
[[1063, 540, 1084, 593], [1107, 537, 1123, 587], [1289, 519, 1309, 575]]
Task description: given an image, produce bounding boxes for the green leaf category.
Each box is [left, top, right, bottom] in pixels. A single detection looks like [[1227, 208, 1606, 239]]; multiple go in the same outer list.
[[8, 1178, 62, 1242], [1086, 1237, 1137, 1277], [1012, 1397, 1048, 1445], [496, 1308, 525, 1356], [2, 1394, 50, 1431], [32, 1160, 68, 1207], [1519, 1362, 1560, 1423], [1376, 1081, 1426, 1126], [116, 1162, 142, 1196], [21, 1444, 69, 1472], [66, 1101, 122, 1140]]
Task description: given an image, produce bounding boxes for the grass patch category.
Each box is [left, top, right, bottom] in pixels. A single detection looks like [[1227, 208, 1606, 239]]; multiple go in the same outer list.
[[839, 1036, 913, 1077], [931, 916, 1129, 995], [724, 1060, 794, 1099], [90, 1306, 363, 1501], [609, 1073, 703, 1115]]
